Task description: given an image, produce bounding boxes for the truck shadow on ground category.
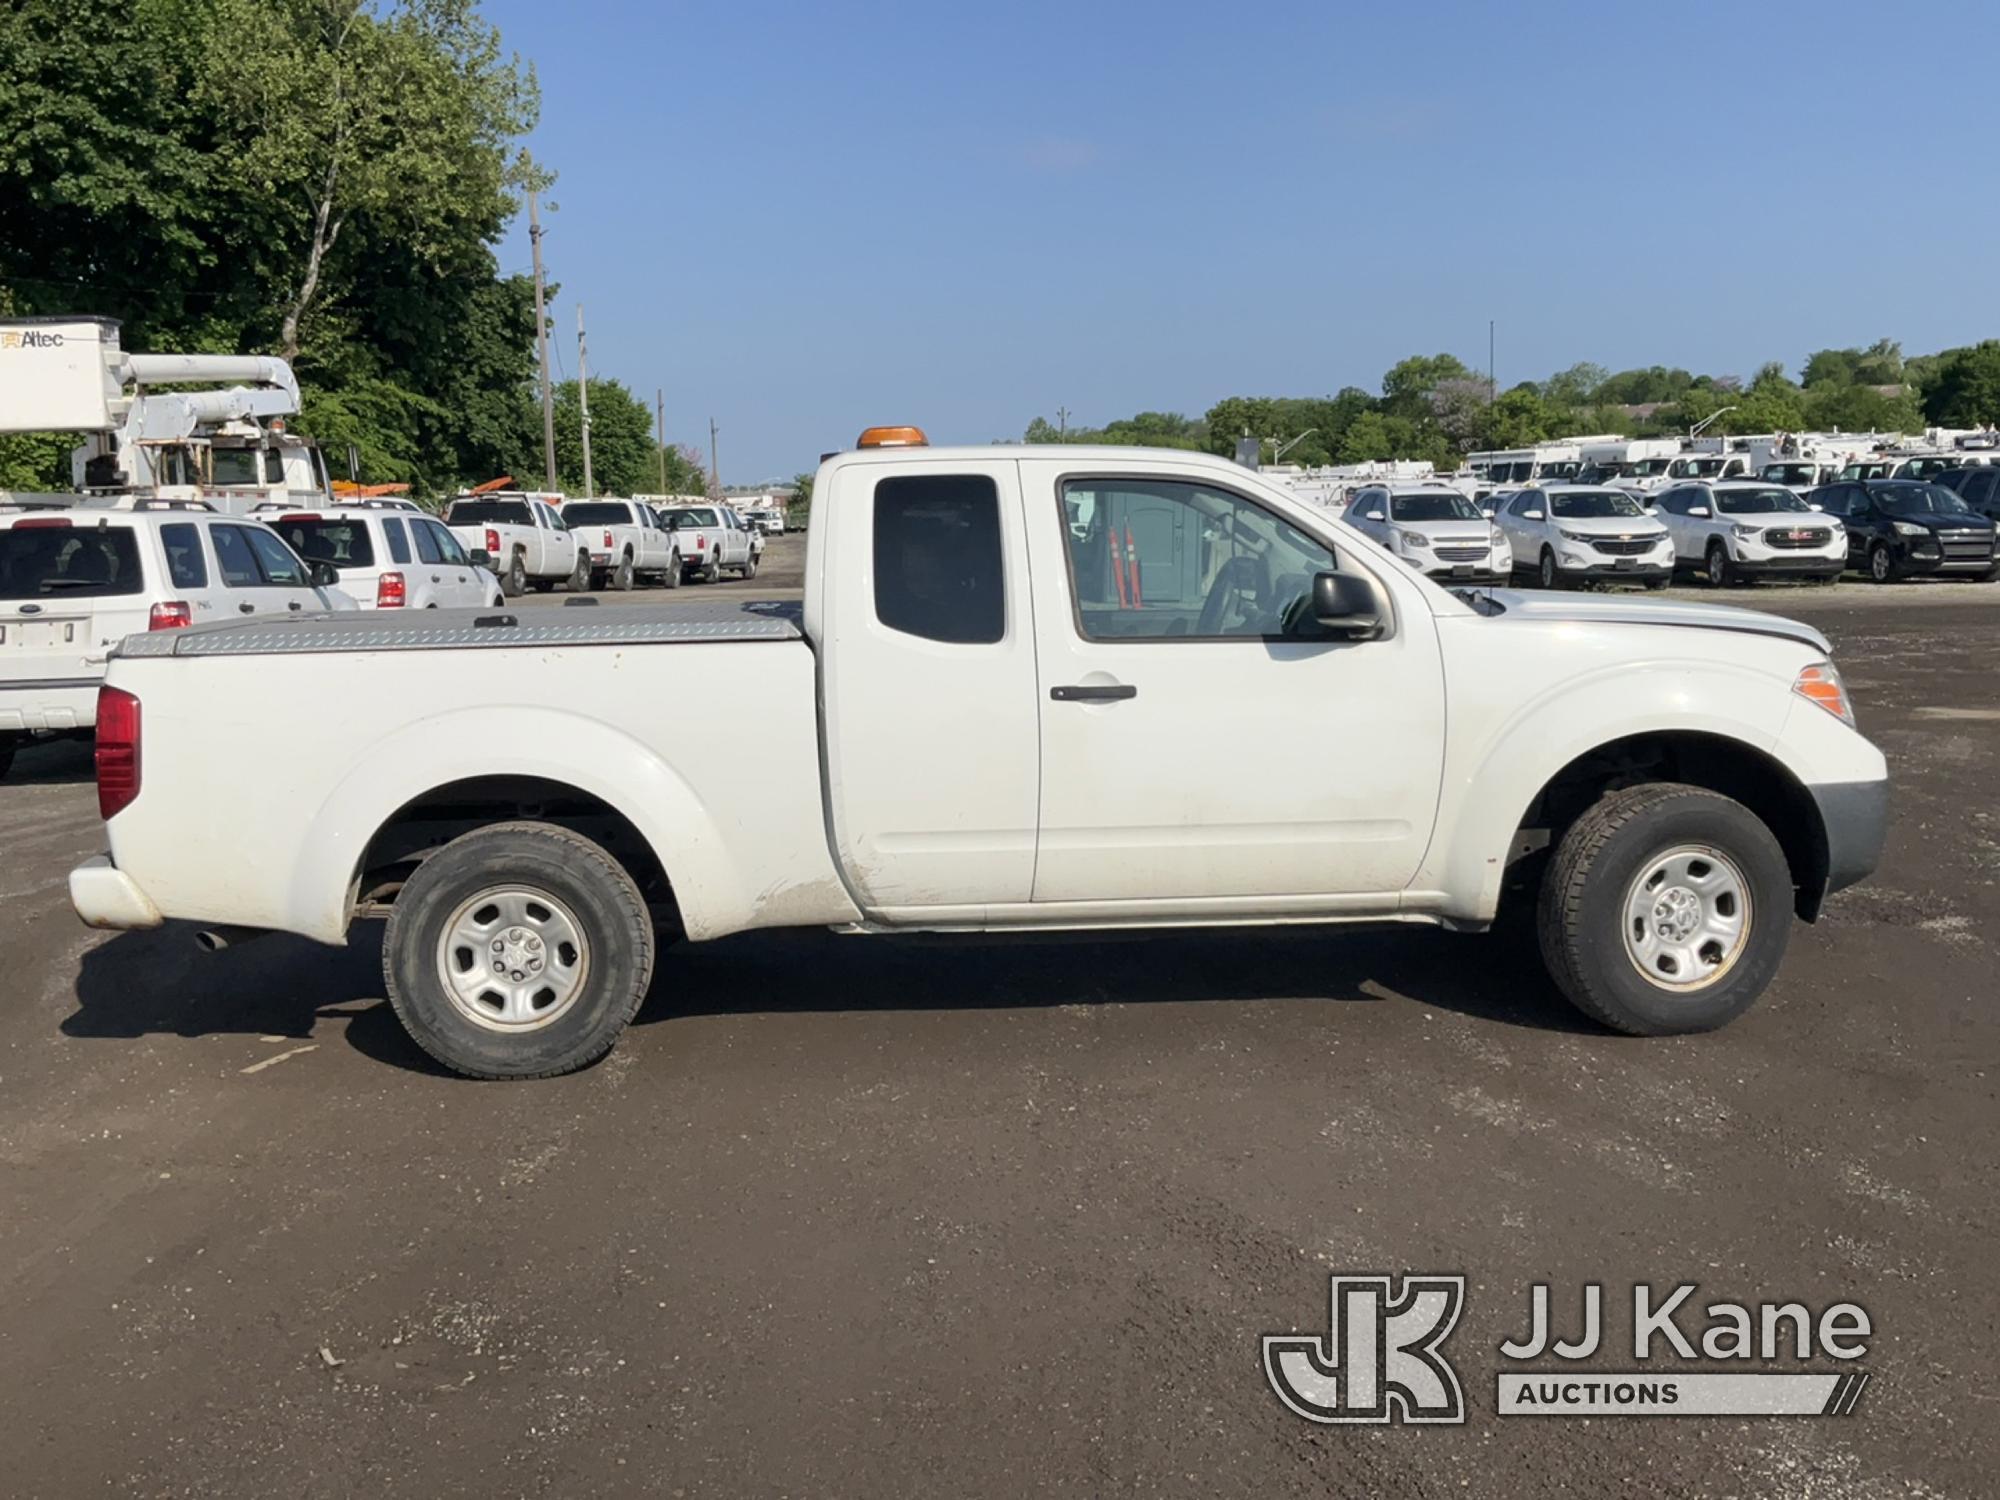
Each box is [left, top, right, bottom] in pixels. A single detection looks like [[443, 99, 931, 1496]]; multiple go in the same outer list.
[[64, 917, 1594, 1077]]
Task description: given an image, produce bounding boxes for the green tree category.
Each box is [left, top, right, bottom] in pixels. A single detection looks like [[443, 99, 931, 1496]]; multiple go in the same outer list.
[[1381, 353, 1473, 419], [533, 378, 654, 496], [1336, 411, 1394, 462], [790, 470, 814, 522], [1923, 342, 2000, 427], [1485, 385, 1556, 448]]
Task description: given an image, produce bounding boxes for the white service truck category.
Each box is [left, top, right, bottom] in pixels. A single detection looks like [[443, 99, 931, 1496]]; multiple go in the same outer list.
[[70, 433, 1888, 1078], [558, 499, 682, 590], [443, 494, 589, 596]]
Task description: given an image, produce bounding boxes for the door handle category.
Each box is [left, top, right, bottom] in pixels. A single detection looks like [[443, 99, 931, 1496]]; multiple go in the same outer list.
[[1050, 683, 1137, 702], [238, 603, 255, 613], [288, 602, 303, 612]]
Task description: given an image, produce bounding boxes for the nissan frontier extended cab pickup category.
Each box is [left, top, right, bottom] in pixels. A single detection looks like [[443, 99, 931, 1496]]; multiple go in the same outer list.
[[71, 429, 1888, 1078]]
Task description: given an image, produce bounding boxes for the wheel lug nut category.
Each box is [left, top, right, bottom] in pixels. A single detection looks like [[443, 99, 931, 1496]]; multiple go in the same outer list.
[[492, 940, 504, 952]]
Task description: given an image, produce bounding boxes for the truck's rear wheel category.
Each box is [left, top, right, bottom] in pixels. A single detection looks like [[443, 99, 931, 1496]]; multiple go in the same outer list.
[[383, 823, 655, 1079], [0, 737, 15, 781], [502, 555, 526, 597], [612, 553, 635, 590], [1537, 783, 1791, 1036]]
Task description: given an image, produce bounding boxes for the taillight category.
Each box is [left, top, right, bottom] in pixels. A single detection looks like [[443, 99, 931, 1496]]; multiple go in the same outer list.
[[376, 571, 407, 608], [95, 686, 141, 820], [696, 535, 707, 549], [603, 530, 613, 547], [485, 528, 500, 555], [148, 601, 192, 630]]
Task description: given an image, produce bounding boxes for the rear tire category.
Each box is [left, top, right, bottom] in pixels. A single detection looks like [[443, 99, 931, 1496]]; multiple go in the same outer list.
[[612, 554, 635, 591], [502, 555, 526, 597], [0, 740, 15, 781], [1537, 783, 1791, 1036], [383, 823, 655, 1079]]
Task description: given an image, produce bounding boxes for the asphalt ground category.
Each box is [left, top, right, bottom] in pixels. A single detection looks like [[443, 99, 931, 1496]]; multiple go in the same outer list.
[[1, 532, 1994, 1496]]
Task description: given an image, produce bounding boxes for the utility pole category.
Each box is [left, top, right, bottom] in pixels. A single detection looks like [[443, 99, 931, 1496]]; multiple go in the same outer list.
[[528, 191, 557, 491], [708, 417, 720, 494], [1489, 319, 1496, 405], [656, 388, 667, 494], [577, 304, 593, 499], [1056, 405, 1070, 438]]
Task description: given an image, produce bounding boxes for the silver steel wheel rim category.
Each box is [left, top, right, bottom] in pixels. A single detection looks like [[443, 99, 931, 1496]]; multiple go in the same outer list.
[[1708, 548, 1726, 583], [1622, 844, 1752, 993], [436, 886, 591, 1032], [1871, 548, 1889, 580]]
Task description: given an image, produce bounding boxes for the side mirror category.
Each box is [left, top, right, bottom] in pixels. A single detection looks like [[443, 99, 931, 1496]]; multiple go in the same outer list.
[[308, 560, 341, 589], [1363, 509, 1385, 521], [1688, 505, 1711, 519], [1309, 571, 1385, 639], [470, 548, 493, 569], [1523, 508, 1545, 522], [1807, 503, 1823, 512]]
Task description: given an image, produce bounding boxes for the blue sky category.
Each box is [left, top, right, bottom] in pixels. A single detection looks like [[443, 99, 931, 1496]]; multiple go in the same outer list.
[[486, 0, 1998, 481]]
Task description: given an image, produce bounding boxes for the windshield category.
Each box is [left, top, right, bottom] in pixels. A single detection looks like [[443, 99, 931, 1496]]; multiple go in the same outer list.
[[664, 508, 718, 528], [1550, 490, 1646, 519], [0, 525, 145, 600], [562, 503, 636, 527], [1841, 462, 1892, 481], [1895, 458, 1956, 480], [265, 518, 374, 568], [209, 449, 264, 486], [1538, 462, 1580, 480], [1761, 464, 1818, 484], [1715, 488, 1813, 515], [1874, 483, 1971, 515], [445, 500, 533, 526], [1632, 459, 1674, 476], [1390, 493, 1482, 522]]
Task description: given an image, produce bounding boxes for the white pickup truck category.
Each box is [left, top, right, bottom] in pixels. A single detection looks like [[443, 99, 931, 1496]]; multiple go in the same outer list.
[[443, 494, 589, 596], [70, 433, 1888, 1079], [558, 499, 682, 590]]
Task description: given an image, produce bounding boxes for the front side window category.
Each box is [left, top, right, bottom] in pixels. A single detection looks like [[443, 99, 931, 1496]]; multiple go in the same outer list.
[[210, 525, 264, 588], [243, 527, 311, 586], [1058, 478, 1333, 641], [160, 522, 208, 589], [873, 475, 1004, 644], [429, 523, 469, 566]]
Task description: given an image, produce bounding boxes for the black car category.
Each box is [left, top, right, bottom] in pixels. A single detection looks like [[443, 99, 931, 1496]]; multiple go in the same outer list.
[[1935, 466, 2000, 524], [1810, 479, 2000, 583]]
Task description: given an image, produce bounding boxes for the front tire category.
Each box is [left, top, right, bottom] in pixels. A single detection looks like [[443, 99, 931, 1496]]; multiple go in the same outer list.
[[1868, 543, 1899, 584], [741, 553, 759, 580], [663, 553, 682, 588], [1703, 540, 1732, 588], [1537, 784, 1792, 1036], [566, 552, 591, 592], [1537, 547, 1563, 590], [383, 823, 655, 1079]]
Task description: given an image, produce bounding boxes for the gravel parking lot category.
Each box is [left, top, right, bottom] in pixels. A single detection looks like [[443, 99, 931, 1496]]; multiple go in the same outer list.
[[1, 535, 1994, 1497]]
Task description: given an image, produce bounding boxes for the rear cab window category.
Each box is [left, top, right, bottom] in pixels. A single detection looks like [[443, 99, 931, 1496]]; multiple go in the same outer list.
[[873, 475, 1005, 644], [0, 521, 146, 600]]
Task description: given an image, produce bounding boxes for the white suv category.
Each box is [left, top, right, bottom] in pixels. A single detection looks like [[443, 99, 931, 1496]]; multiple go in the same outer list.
[[261, 509, 505, 610], [1343, 484, 1510, 583], [1494, 485, 1675, 590], [0, 502, 352, 775], [1650, 482, 1846, 587]]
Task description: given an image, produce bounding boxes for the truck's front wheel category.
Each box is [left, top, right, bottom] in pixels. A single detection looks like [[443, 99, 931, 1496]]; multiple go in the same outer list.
[[1537, 783, 1791, 1036], [383, 823, 655, 1079]]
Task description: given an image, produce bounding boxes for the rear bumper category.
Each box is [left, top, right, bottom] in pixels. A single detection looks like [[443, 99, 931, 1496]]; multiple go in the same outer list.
[[69, 853, 164, 931], [1809, 778, 1890, 909], [0, 677, 100, 733]]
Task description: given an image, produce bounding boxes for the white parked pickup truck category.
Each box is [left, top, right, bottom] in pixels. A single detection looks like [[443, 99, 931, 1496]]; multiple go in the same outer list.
[[70, 432, 1889, 1078], [558, 499, 681, 590], [443, 494, 589, 597]]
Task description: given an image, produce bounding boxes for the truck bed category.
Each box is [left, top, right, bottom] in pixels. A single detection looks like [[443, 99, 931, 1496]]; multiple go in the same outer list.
[[115, 599, 804, 659]]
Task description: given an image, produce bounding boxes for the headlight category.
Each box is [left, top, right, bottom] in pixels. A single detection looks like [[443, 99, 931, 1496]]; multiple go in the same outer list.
[[1558, 528, 1594, 542], [1731, 524, 1762, 542], [1892, 520, 1926, 537], [1395, 528, 1431, 548], [1489, 526, 1507, 550]]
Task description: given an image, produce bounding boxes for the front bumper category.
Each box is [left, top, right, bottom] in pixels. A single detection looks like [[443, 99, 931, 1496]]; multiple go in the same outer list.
[[1895, 546, 1996, 575], [1564, 558, 1673, 580], [70, 853, 164, 931], [0, 678, 100, 734], [1731, 553, 1846, 577], [1808, 779, 1890, 911]]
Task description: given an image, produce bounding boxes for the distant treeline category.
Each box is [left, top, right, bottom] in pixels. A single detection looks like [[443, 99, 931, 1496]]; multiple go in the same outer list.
[[1022, 339, 2000, 470]]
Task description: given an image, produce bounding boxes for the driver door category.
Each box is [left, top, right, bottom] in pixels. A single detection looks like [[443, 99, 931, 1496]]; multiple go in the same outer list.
[[1019, 462, 1445, 905]]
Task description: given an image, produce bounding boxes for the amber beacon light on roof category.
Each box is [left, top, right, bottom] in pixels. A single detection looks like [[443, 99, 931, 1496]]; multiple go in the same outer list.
[[856, 425, 928, 449]]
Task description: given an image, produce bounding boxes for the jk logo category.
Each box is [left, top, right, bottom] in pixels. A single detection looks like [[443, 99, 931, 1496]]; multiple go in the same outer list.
[[1263, 1274, 1466, 1424]]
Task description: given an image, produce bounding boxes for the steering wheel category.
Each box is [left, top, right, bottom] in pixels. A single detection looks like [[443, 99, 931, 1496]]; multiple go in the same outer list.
[[1196, 555, 1265, 635]]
